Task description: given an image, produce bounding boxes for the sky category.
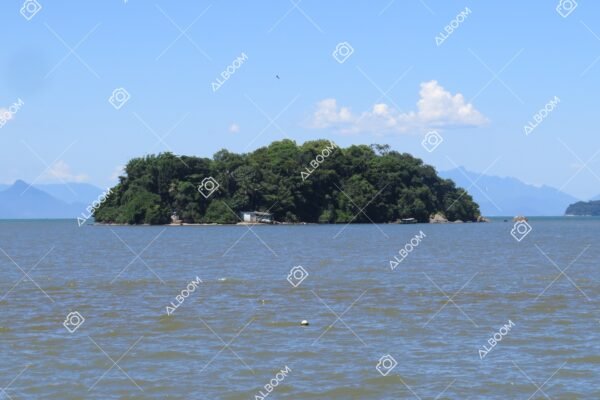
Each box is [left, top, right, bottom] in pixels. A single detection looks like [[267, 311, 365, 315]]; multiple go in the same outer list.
[[1, 0, 600, 199]]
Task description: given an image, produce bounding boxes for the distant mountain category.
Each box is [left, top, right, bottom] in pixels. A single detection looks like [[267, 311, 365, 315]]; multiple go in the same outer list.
[[0, 180, 99, 219], [34, 183, 104, 205], [565, 200, 600, 216], [439, 167, 580, 216]]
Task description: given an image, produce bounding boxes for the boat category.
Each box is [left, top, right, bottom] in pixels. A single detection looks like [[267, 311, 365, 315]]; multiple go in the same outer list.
[[400, 218, 417, 224]]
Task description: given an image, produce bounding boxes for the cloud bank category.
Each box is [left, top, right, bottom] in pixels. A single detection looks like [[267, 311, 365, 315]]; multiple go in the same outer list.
[[309, 80, 487, 135], [45, 160, 89, 182]]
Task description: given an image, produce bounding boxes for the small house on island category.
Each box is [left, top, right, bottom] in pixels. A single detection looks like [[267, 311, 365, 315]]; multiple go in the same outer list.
[[240, 211, 273, 224], [171, 212, 183, 225]]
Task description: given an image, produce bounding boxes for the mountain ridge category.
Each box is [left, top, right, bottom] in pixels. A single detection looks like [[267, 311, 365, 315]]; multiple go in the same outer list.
[[0, 181, 104, 219], [0, 169, 583, 219], [439, 167, 579, 216]]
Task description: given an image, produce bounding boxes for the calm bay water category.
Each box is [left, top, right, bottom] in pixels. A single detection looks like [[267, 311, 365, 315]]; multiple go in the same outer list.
[[0, 218, 598, 399]]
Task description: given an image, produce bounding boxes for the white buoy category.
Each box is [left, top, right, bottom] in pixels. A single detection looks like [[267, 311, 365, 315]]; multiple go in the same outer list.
[[301, 320, 309, 326]]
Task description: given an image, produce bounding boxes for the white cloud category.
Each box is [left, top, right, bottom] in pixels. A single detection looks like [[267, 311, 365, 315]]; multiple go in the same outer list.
[[416, 80, 487, 126], [309, 80, 487, 135], [229, 123, 240, 133], [310, 99, 354, 129], [44, 160, 88, 182], [110, 165, 125, 181]]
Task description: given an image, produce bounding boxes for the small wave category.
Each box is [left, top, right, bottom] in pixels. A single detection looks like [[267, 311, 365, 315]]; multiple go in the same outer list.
[[568, 355, 600, 364]]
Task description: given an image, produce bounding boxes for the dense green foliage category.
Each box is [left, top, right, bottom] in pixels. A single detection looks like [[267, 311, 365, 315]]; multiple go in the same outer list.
[[565, 200, 600, 216], [94, 139, 480, 224]]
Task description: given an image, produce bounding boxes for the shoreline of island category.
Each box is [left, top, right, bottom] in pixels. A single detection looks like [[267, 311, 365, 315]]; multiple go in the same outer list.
[[92, 214, 492, 227]]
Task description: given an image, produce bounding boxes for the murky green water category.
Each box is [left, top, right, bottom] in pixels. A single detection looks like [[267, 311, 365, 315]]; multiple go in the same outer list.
[[0, 218, 598, 399]]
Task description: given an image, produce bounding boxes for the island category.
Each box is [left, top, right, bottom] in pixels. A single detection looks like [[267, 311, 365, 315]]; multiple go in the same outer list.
[[565, 200, 600, 216], [94, 139, 481, 225]]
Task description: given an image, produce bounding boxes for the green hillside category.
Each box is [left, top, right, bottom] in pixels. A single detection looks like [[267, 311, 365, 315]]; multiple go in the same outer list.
[[94, 139, 480, 224]]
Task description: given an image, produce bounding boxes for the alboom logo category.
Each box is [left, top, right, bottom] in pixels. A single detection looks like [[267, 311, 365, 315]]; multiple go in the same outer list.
[[166, 276, 203, 315], [212, 52, 248, 92], [300, 141, 338, 181], [254, 366, 291, 400], [523, 96, 560, 135], [435, 7, 472, 46], [0, 98, 25, 129], [479, 319, 515, 360], [77, 188, 113, 227], [390, 231, 426, 270]]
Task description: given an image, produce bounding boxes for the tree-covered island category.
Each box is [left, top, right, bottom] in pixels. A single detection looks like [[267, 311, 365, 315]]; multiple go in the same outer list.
[[565, 200, 600, 216], [93, 139, 481, 225]]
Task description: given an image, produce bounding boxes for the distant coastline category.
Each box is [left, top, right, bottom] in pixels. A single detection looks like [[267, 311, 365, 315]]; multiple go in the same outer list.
[[4, 215, 600, 226], [565, 200, 600, 216]]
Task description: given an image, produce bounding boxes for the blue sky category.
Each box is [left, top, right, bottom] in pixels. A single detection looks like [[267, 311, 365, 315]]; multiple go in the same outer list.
[[1, 0, 600, 199]]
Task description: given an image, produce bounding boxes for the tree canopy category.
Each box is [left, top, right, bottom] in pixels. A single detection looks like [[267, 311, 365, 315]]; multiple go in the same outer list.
[[565, 200, 600, 216], [93, 139, 480, 224]]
